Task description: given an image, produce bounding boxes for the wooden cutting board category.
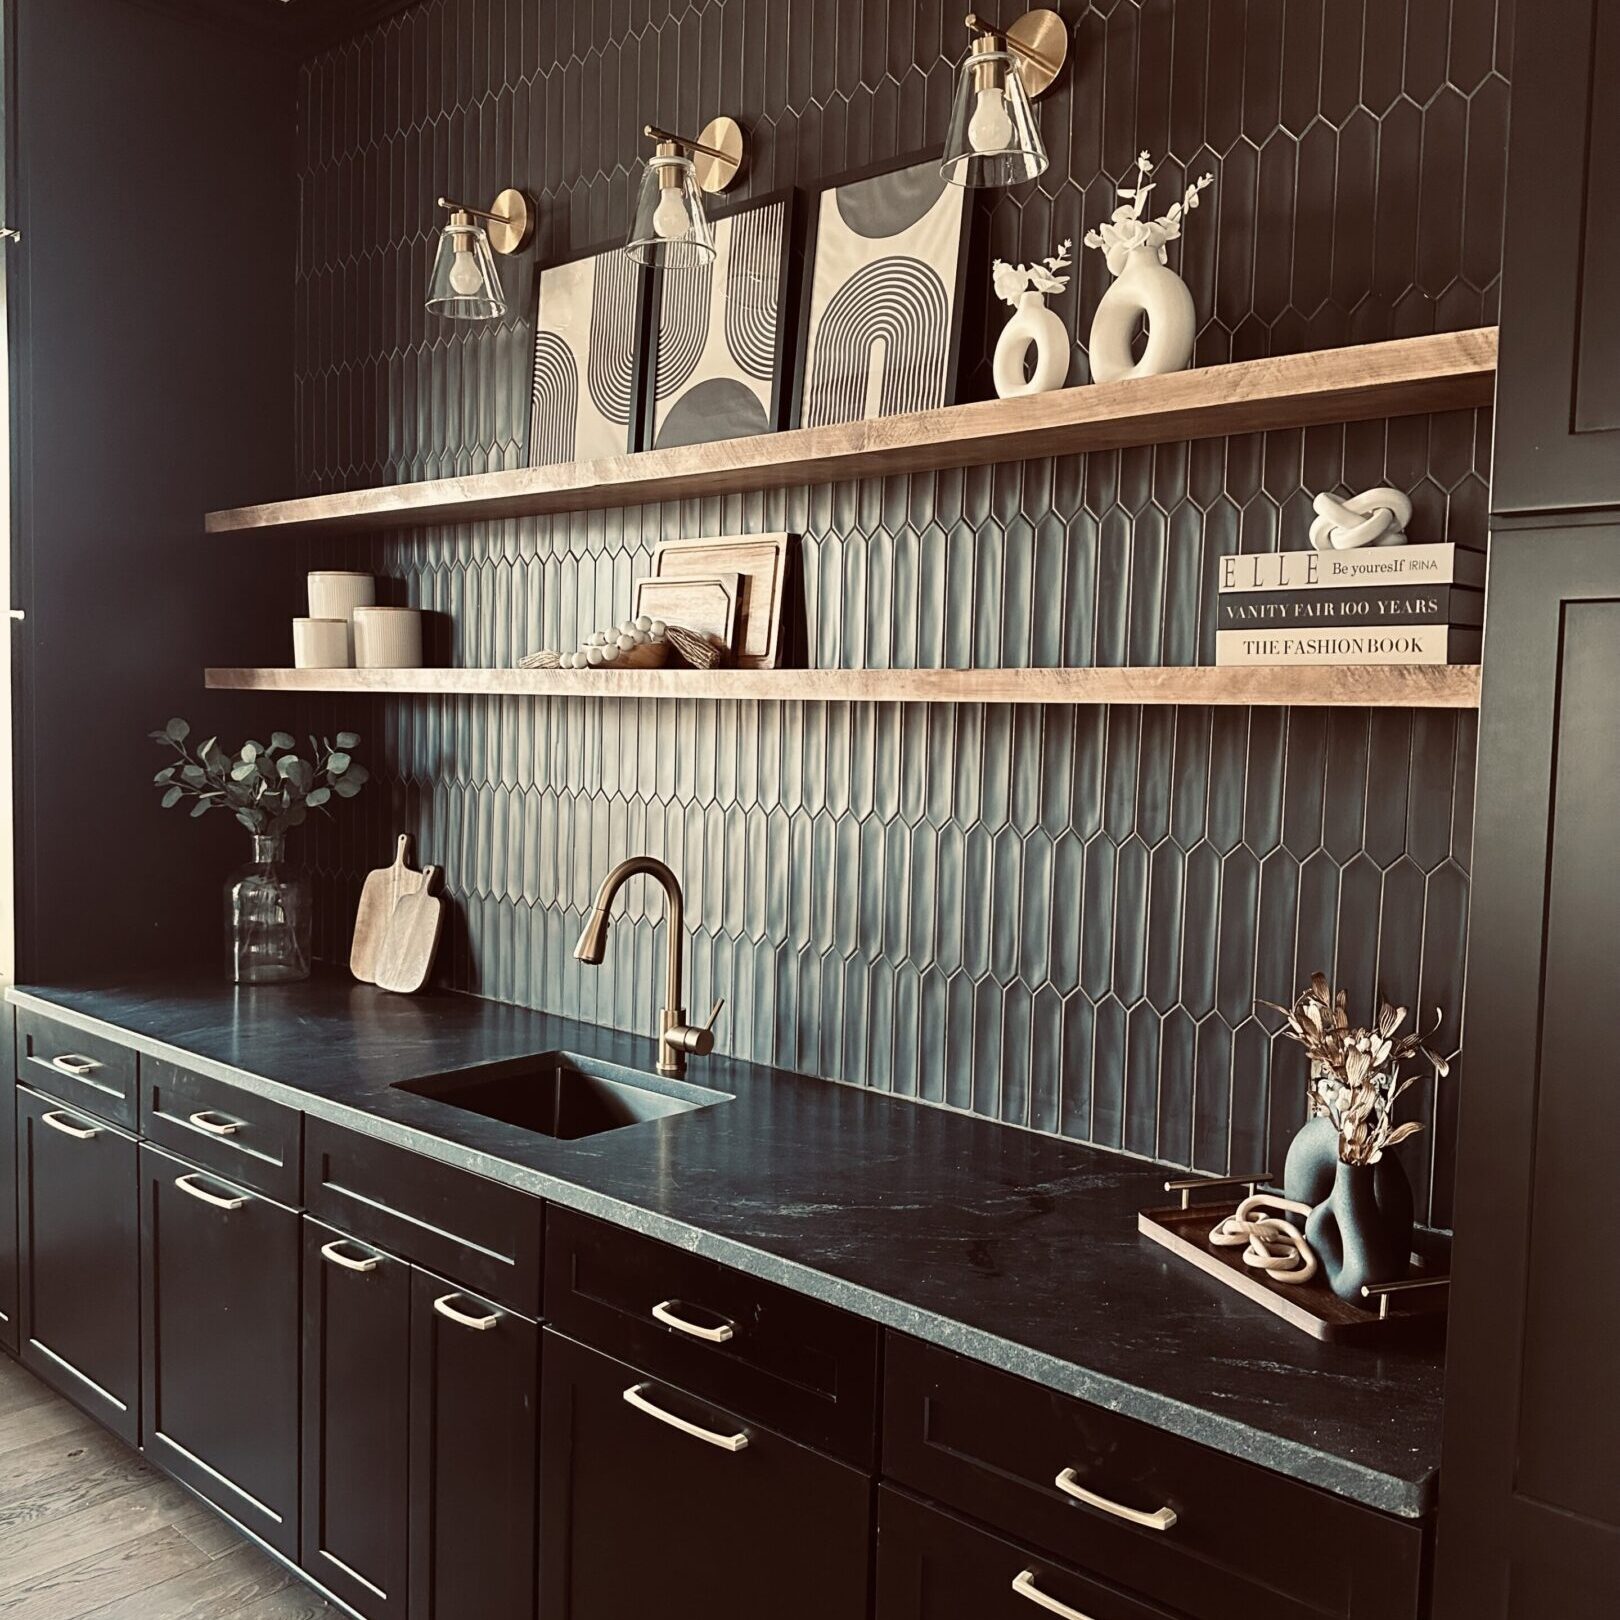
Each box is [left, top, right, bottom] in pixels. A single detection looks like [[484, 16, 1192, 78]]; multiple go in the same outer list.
[[350, 834, 428, 983], [632, 571, 741, 650], [653, 533, 792, 667], [374, 868, 445, 995]]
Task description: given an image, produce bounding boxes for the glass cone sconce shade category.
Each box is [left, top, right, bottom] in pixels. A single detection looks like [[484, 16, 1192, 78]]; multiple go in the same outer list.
[[427, 218, 506, 318], [425, 189, 534, 320], [624, 117, 746, 270], [626, 154, 715, 269], [941, 10, 1069, 189]]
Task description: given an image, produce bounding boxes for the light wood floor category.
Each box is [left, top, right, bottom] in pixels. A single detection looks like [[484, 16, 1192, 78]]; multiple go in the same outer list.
[[0, 1352, 342, 1619]]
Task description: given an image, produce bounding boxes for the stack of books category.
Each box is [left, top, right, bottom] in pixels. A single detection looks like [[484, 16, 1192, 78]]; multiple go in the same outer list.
[[1214, 543, 1485, 667]]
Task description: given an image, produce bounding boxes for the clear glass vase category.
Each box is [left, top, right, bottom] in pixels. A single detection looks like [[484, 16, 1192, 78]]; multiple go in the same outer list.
[[224, 835, 312, 984]]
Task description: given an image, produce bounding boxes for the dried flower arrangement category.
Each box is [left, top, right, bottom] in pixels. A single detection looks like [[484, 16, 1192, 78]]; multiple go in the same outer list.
[[1261, 974, 1450, 1167], [1082, 151, 1215, 276], [991, 239, 1072, 305]]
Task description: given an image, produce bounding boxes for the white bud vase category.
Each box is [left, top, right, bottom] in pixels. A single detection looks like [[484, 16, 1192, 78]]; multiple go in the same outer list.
[[993, 290, 1071, 398], [1088, 245, 1196, 384]]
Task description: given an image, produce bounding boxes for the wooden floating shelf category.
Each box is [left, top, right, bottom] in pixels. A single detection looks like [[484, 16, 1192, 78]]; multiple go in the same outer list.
[[204, 665, 1482, 709], [206, 329, 1498, 537]]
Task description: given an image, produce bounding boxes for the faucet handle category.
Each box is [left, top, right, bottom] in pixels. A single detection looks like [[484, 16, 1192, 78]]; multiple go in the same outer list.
[[669, 999, 725, 1059]]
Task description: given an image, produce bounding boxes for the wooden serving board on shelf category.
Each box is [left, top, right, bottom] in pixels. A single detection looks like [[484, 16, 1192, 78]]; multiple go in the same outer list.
[[1139, 1200, 1449, 1345]]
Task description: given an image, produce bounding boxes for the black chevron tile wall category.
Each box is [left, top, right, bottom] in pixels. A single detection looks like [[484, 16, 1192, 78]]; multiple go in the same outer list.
[[291, 0, 1512, 1229]]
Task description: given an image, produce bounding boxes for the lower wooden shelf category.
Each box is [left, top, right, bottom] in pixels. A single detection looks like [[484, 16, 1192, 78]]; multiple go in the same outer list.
[[205, 664, 1482, 708]]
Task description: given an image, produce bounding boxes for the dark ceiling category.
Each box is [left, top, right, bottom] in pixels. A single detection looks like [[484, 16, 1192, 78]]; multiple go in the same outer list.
[[140, 0, 424, 51]]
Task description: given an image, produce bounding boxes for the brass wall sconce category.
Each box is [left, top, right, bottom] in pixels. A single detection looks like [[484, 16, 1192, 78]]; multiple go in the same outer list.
[[941, 9, 1069, 188], [425, 189, 535, 320], [624, 117, 746, 269]]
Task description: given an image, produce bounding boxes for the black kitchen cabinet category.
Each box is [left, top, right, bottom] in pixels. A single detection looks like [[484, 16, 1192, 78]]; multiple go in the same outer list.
[[1, 1048, 18, 1355], [14, 1083, 140, 1441], [877, 1485, 1181, 1620], [410, 1265, 540, 1620], [1433, 528, 1620, 1613], [540, 1328, 872, 1620], [301, 1218, 411, 1620], [140, 1141, 301, 1557], [1491, 0, 1620, 514]]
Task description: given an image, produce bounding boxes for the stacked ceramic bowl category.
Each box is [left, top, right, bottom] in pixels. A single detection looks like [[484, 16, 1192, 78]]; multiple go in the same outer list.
[[294, 573, 423, 669]]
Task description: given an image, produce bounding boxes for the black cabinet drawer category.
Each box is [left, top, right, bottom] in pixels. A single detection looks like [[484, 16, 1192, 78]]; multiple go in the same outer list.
[[883, 1336, 1424, 1620], [877, 1485, 1183, 1620], [546, 1206, 880, 1464], [305, 1116, 543, 1316], [540, 1328, 872, 1620], [16, 1008, 137, 1130], [142, 1058, 301, 1204]]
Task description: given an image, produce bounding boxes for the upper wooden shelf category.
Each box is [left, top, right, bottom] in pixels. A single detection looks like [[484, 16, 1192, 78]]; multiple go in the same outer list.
[[206, 329, 1498, 537], [204, 664, 1482, 709]]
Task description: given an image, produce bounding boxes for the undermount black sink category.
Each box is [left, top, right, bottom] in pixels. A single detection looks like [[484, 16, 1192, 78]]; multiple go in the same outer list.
[[393, 1050, 732, 1141]]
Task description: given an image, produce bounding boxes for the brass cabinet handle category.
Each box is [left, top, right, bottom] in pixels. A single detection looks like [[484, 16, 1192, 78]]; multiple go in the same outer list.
[[40, 1109, 99, 1140], [188, 1110, 240, 1137], [1011, 1569, 1095, 1620], [622, 1382, 749, 1452], [49, 1052, 101, 1078], [1053, 1467, 1178, 1531], [432, 1293, 500, 1332], [174, 1172, 248, 1211], [651, 1298, 735, 1343], [320, 1239, 380, 1273]]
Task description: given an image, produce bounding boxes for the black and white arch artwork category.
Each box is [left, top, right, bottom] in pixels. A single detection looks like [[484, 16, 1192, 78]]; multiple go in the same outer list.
[[795, 159, 970, 429], [648, 192, 794, 451], [528, 244, 649, 468]]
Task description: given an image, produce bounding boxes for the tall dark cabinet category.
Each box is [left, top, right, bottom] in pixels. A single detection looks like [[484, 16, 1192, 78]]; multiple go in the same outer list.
[[1434, 0, 1620, 1610]]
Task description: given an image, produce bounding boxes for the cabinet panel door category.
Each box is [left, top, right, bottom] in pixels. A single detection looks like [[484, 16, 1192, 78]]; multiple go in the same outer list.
[[1491, 0, 1620, 513], [15, 1084, 139, 1441], [408, 1266, 540, 1620], [140, 1142, 301, 1556], [876, 1486, 1179, 1620], [1434, 528, 1620, 1612], [2, 1056, 18, 1355], [301, 1218, 410, 1620], [540, 1329, 872, 1620]]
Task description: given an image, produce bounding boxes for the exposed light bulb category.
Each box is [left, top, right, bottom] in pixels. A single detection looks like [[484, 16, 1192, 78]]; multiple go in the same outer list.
[[967, 84, 1014, 153], [652, 187, 691, 242], [448, 249, 485, 297]]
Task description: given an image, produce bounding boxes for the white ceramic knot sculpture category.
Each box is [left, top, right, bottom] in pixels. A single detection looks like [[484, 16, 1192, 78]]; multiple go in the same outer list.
[[1308, 487, 1414, 552], [991, 241, 1072, 398], [1082, 152, 1214, 384]]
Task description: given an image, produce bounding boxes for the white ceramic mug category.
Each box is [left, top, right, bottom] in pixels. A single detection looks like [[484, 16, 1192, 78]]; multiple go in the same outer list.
[[293, 617, 352, 669], [353, 606, 423, 668]]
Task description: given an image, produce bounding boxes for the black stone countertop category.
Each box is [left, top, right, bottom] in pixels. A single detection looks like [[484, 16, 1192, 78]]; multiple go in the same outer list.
[[9, 974, 1445, 1518]]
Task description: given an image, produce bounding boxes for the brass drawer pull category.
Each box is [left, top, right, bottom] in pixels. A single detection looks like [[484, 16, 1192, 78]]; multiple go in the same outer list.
[[188, 1110, 240, 1137], [49, 1052, 102, 1078], [432, 1293, 500, 1332], [622, 1382, 749, 1452], [174, 1172, 248, 1211], [320, 1239, 380, 1273], [40, 1109, 99, 1140], [1053, 1467, 1178, 1531], [651, 1299, 735, 1343], [1011, 1569, 1094, 1620]]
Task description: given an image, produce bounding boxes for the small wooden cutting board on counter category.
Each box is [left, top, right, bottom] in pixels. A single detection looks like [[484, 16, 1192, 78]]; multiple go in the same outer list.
[[372, 865, 445, 995], [350, 834, 430, 982]]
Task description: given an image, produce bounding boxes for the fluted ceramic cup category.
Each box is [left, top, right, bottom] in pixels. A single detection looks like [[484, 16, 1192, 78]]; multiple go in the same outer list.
[[308, 570, 375, 661], [292, 617, 351, 668], [353, 606, 423, 668]]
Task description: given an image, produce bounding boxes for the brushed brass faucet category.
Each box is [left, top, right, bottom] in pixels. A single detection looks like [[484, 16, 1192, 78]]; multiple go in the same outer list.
[[573, 856, 723, 1077]]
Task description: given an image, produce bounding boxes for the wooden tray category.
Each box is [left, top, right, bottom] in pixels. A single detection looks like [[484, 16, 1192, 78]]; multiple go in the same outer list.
[[1139, 1196, 1449, 1344]]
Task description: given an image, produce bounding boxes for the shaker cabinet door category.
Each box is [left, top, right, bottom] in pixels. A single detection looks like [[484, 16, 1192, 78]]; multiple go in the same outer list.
[[1491, 0, 1620, 513], [15, 1084, 140, 1441], [301, 1218, 411, 1620], [2, 1068, 18, 1355], [408, 1266, 540, 1620], [140, 1142, 301, 1556], [539, 1329, 872, 1620]]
